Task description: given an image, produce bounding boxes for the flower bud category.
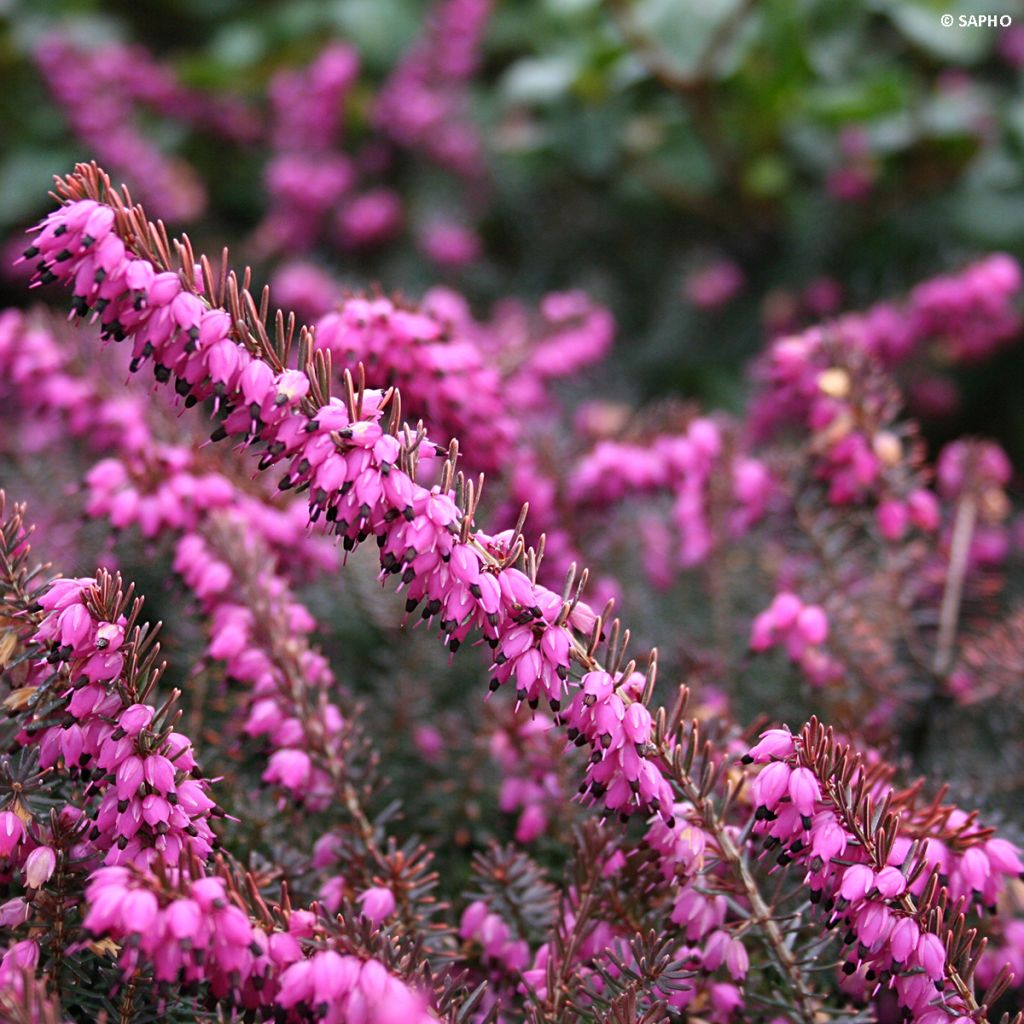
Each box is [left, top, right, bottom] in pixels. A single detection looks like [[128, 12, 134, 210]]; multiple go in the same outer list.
[[24, 846, 56, 888]]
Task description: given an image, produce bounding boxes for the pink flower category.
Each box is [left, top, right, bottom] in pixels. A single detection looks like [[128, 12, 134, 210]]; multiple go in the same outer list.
[[743, 728, 794, 763], [750, 761, 791, 810], [914, 932, 947, 981], [420, 221, 481, 268], [0, 899, 29, 928], [684, 260, 744, 310], [877, 499, 908, 541], [263, 749, 312, 792], [357, 886, 397, 926], [889, 916, 920, 963], [839, 864, 874, 904], [0, 812, 25, 857], [121, 888, 159, 932], [787, 767, 820, 817], [117, 703, 154, 736], [515, 804, 547, 844], [795, 606, 828, 646], [24, 846, 56, 888]]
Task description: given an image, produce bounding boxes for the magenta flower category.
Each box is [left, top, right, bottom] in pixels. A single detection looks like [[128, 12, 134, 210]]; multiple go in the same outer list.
[[0, 813, 25, 858], [23, 846, 56, 889], [357, 886, 397, 926]]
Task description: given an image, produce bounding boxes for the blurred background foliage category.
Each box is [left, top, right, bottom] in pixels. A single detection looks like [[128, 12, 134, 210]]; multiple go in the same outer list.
[[1, 0, 1024, 444]]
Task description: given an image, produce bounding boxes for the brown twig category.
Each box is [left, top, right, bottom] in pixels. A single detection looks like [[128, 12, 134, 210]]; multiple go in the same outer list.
[[933, 493, 977, 677]]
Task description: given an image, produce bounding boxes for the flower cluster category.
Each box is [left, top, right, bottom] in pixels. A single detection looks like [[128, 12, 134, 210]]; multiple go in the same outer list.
[[905, 255, 1022, 363], [935, 440, 1014, 571], [750, 591, 840, 687], [753, 255, 1023, 446], [314, 294, 515, 473], [84, 866, 435, 1022], [567, 417, 772, 572], [251, 0, 493, 262], [172, 521, 346, 810], [459, 899, 530, 972], [25, 575, 218, 869], [374, 0, 492, 180], [489, 709, 566, 843], [254, 44, 362, 255], [752, 330, 935, 507], [0, 498, 437, 1024], [439, 289, 615, 416], [562, 670, 673, 820], [0, 305, 336, 582], [745, 724, 1024, 1020]]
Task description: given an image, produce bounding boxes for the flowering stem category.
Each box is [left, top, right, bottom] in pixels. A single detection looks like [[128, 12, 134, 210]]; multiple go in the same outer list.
[[200, 520, 382, 854], [798, 725, 985, 1016], [667, 759, 819, 1023]]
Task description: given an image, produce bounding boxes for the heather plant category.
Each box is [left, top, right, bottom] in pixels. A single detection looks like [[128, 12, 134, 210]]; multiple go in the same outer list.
[[0, 3, 1023, 1023], [0, 158, 1020, 1024]]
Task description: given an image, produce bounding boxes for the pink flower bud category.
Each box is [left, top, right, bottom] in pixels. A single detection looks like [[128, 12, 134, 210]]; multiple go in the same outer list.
[[795, 606, 828, 646], [118, 704, 154, 736], [769, 592, 802, 630], [787, 767, 820, 816], [915, 931, 947, 981], [709, 982, 742, 1016], [889, 916, 920, 963], [0, 812, 26, 857], [749, 610, 776, 652], [725, 937, 749, 980], [745, 728, 794, 763], [95, 622, 124, 651], [622, 703, 653, 744], [239, 360, 275, 407], [873, 865, 906, 898], [358, 886, 397, 926], [810, 817, 848, 861], [515, 804, 547, 844], [144, 754, 177, 794], [839, 863, 874, 903], [877, 499, 908, 541], [115, 756, 145, 801], [907, 489, 940, 531], [268, 930, 303, 967], [263, 748, 313, 792], [751, 761, 791, 810], [217, 905, 254, 945], [855, 902, 892, 950], [1, 939, 38, 973], [460, 900, 489, 940], [24, 846, 56, 888], [985, 838, 1024, 876], [57, 603, 93, 648], [0, 898, 29, 928], [958, 846, 991, 891], [165, 899, 202, 940], [121, 888, 159, 933], [277, 958, 314, 1008]]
